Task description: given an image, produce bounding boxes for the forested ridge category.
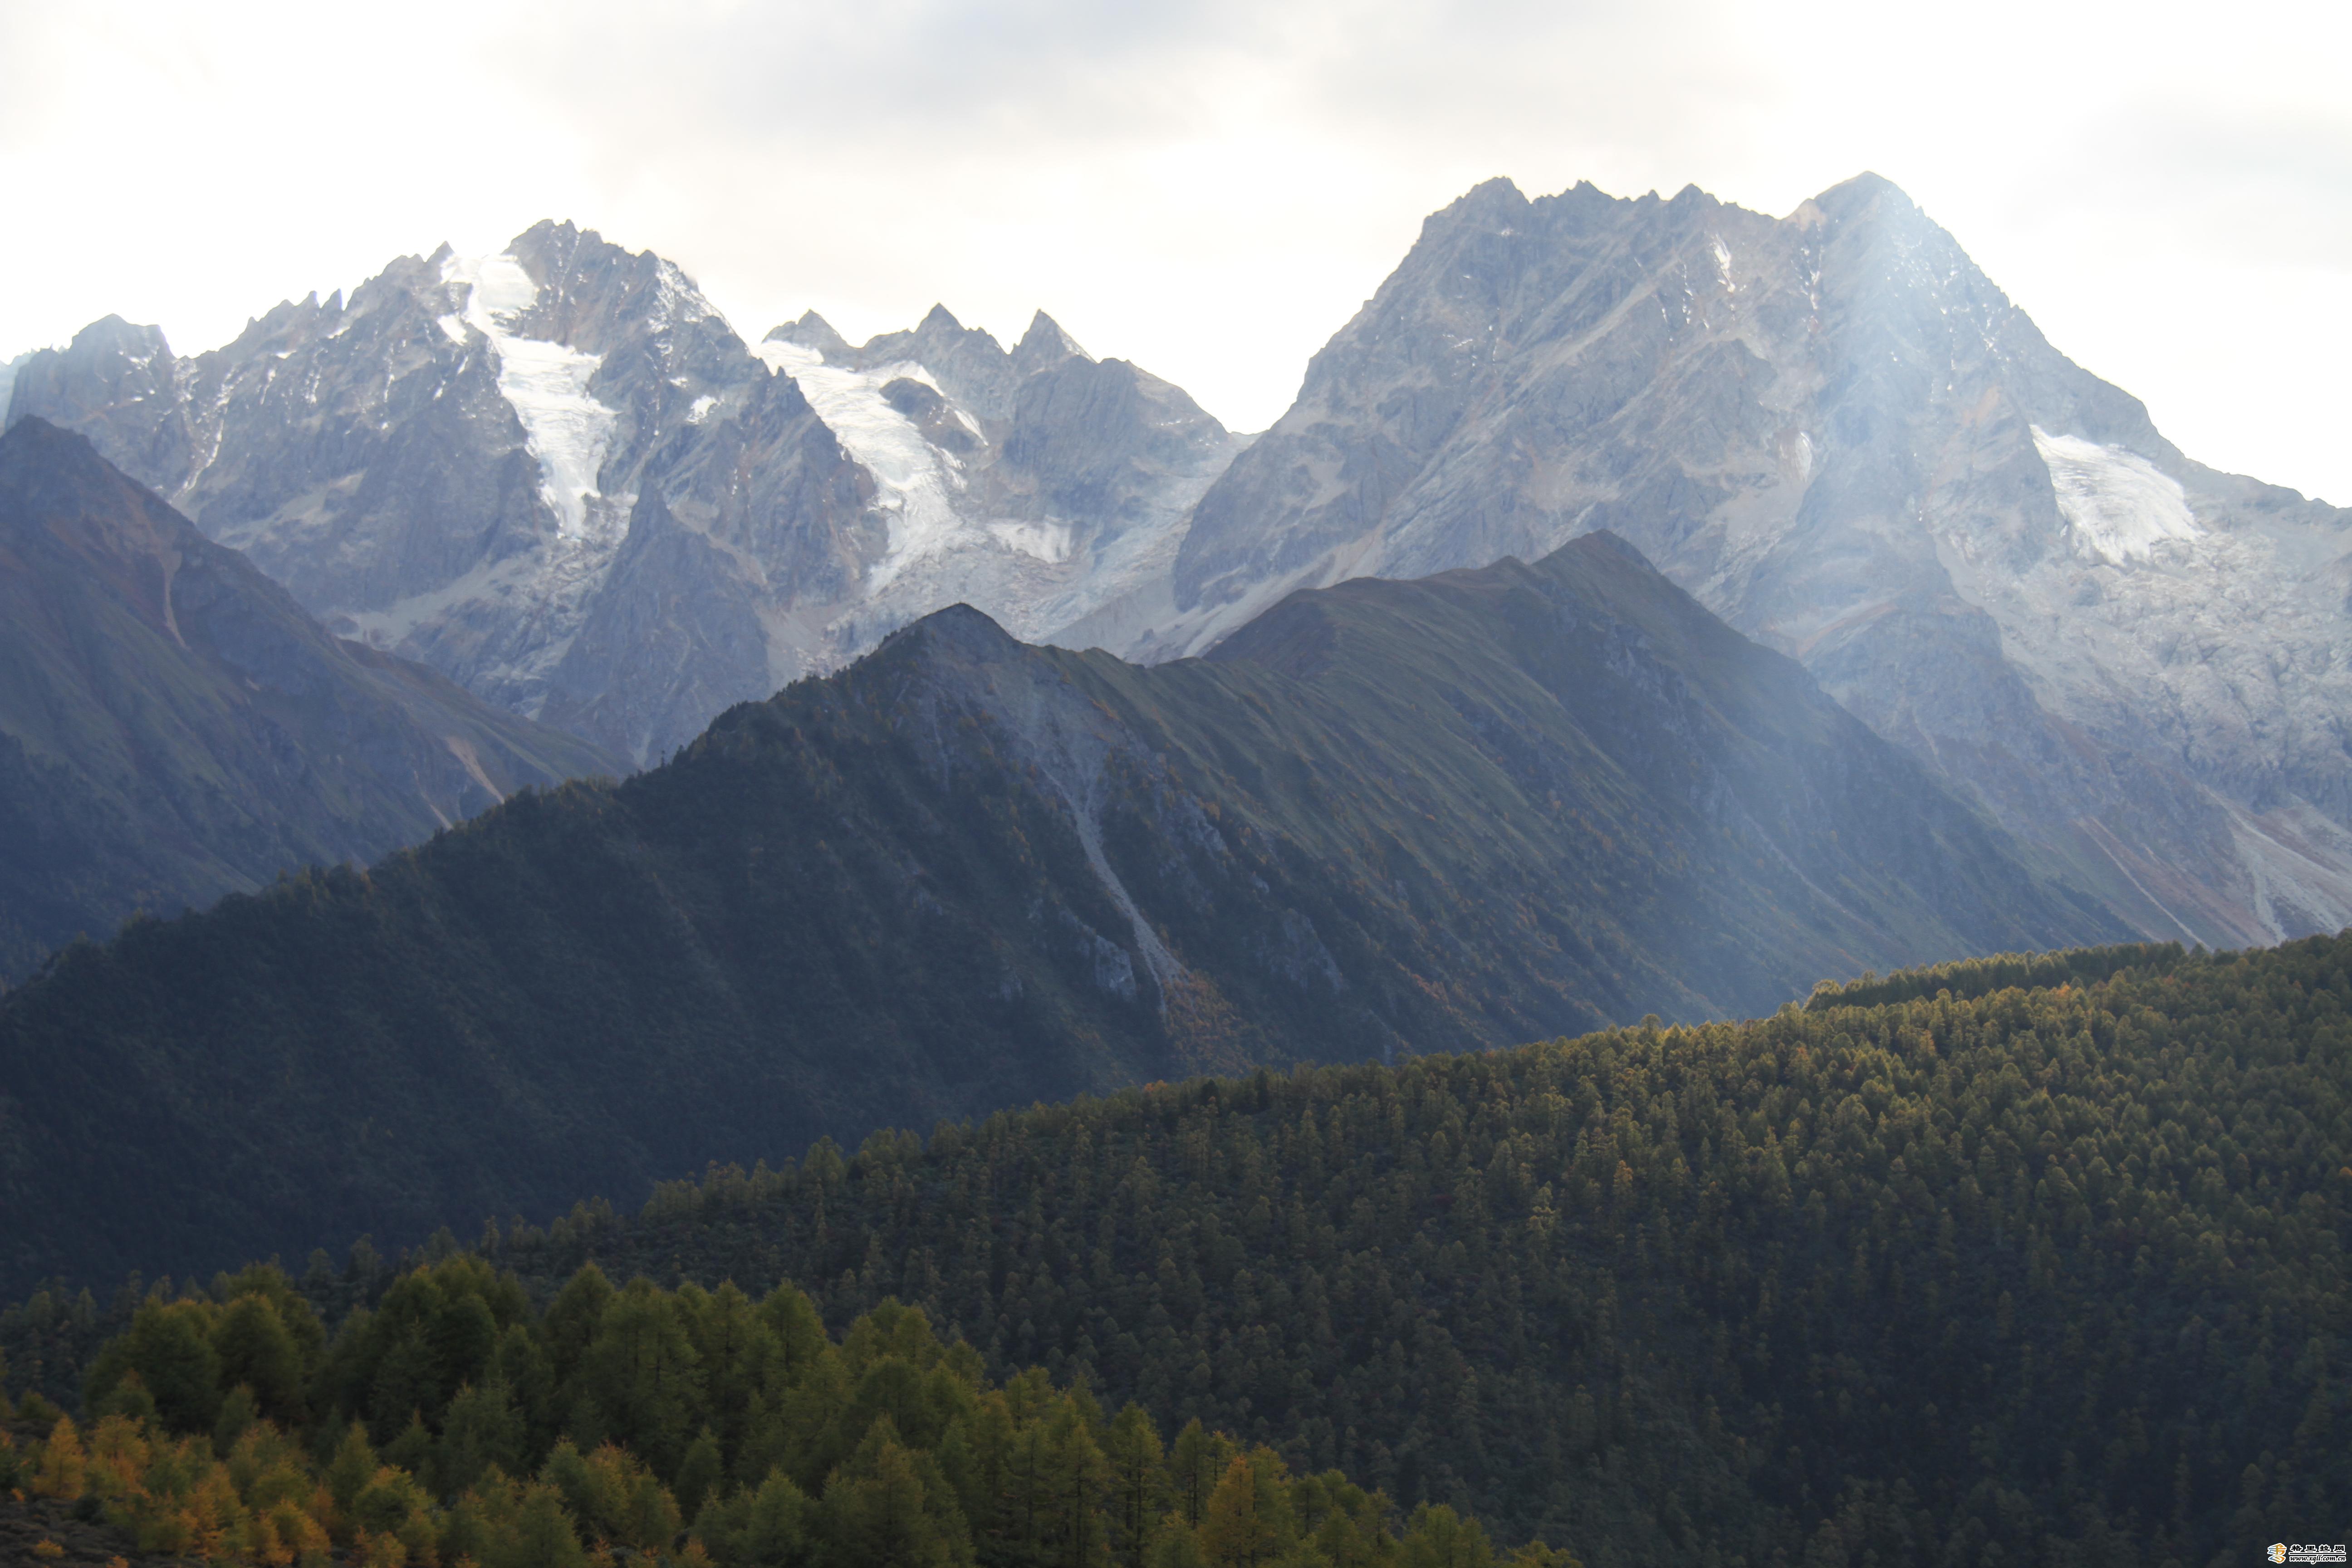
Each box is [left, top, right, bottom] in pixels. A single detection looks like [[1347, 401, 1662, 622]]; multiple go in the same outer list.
[[9, 934, 2348, 1564], [0, 531, 2117, 1298]]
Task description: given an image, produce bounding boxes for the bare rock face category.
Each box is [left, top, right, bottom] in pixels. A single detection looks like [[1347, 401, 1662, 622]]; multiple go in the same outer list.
[[1153, 172, 2352, 948], [8, 232, 1246, 768]]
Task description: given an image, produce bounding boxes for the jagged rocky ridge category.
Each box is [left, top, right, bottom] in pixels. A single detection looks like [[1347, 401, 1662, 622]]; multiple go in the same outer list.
[[0, 531, 2116, 1293], [1152, 173, 2352, 949], [5, 225, 1245, 767], [0, 418, 617, 979], [15, 181, 2343, 951]]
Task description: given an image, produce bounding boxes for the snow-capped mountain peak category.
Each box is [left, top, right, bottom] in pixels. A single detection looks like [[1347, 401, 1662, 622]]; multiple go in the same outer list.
[[1157, 171, 2352, 948], [6, 226, 1244, 768]]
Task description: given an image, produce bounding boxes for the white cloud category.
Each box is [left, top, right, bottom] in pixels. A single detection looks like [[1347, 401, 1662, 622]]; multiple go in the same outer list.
[[1, 0, 2345, 500]]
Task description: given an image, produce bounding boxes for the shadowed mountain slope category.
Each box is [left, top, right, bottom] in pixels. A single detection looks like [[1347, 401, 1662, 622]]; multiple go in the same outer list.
[[0, 418, 618, 977], [0, 531, 2117, 1294]]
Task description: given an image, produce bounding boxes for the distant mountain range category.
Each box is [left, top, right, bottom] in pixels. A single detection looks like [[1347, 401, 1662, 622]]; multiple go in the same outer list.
[[13, 178, 2345, 949], [0, 417, 615, 978], [0, 528, 2115, 1295], [5, 225, 1242, 768]]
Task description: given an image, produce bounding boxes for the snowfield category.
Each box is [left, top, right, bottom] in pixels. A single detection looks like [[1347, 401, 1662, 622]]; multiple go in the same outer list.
[[443, 251, 617, 541], [2031, 426, 2200, 565]]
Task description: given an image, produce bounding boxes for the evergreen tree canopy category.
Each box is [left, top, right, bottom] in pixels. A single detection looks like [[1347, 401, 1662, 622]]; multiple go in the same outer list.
[[8, 934, 2347, 1564], [465, 936, 2348, 1564], [19, 1267, 1550, 1568]]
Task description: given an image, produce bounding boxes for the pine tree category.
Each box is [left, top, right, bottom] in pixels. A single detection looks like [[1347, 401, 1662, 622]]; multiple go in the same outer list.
[[1107, 1402, 1167, 1567], [1398, 1504, 1494, 1568], [29, 1414, 86, 1499], [675, 1425, 726, 1521], [1168, 1421, 1233, 1529], [1197, 1451, 1296, 1568], [577, 1279, 705, 1477], [86, 1298, 222, 1434], [500, 1479, 589, 1568], [819, 1418, 973, 1567], [441, 1377, 526, 1496], [211, 1292, 308, 1426]]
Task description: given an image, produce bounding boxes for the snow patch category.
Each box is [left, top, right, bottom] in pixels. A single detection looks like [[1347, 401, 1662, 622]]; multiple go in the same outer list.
[[649, 259, 718, 333], [2031, 426, 2199, 564], [753, 337, 971, 588], [686, 393, 719, 424], [1710, 235, 1736, 292], [987, 521, 1072, 563], [441, 251, 617, 539]]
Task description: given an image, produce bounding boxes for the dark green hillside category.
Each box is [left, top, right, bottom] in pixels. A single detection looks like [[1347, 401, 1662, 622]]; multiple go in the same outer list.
[[0, 417, 617, 977], [368, 935, 2343, 1567], [0, 529, 2114, 1297]]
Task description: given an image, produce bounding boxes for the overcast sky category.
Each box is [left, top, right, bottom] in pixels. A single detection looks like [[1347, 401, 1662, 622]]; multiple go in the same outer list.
[[3, 0, 2345, 501]]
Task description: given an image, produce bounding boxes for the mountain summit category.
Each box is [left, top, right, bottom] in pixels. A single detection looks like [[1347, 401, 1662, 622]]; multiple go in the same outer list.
[[1147, 172, 2352, 947], [7, 227, 1244, 766]]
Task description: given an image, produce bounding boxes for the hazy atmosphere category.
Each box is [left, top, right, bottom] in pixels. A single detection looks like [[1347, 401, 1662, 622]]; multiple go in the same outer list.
[[5, 3, 2350, 1559], [4, 0, 2346, 500]]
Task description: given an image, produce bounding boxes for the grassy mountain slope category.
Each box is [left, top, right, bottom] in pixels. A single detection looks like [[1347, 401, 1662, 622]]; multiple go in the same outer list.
[[0, 531, 2115, 1295], [0, 417, 619, 977]]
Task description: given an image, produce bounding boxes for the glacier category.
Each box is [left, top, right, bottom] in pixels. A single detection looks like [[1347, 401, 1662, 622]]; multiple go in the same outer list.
[[752, 338, 970, 589], [2030, 426, 2200, 564], [442, 251, 617, 541]]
